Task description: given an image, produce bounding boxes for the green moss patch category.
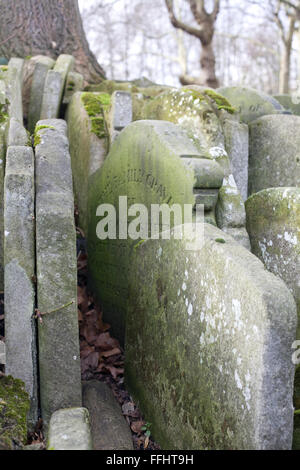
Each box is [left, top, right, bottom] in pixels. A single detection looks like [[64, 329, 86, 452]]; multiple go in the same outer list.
[[0, 375, 30, 450], [33, 125, 55, 147], [81, 92, 111, 139], [204, 89, 236, 114]]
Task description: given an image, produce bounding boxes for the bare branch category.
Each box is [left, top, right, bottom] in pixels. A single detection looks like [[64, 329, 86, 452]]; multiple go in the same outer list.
[[164, 0, 205, 40]]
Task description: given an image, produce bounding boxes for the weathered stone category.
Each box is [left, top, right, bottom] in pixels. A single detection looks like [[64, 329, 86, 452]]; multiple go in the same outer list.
[[0, 375, 30, 450], [5, 117, 29, 146], [88, 120, 216, 341], [181, 157, 224, 189], [194, 188, 219, 211], [109, 91, 132, 142], [63, 71, 84, 105], [53, 54, 74, 84], [82, 381, 133, 450], [67, 92, 110, 233], [0, 123, 6, 291], [27, 56, 55, 133], [40, 70, 63, 119], [223, 118, 249, 200], [246, 188, 300, 338], [5, 58, 24, 122], [47, 408, 92, 450], [23, 443, 45, 450], [0, 340, 5, 364], [248, 115, 300, 195], [125, 223, 297, 450], [4, 145, 37, 428], [217, 86, 284, 124], [273, 94, 300, 116], [35, 119, 81, 427]]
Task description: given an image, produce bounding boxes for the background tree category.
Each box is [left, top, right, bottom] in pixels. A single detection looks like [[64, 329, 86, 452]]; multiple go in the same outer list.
[[0, 0, 105, 83], [165, 0, 220, 88]]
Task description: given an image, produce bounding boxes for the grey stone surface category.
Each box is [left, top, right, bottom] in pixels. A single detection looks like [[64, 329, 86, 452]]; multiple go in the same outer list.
[[47, 408, 92, 450], [110, 91, 132, 142], [67, 92, 109, 233], [218, 86, 284, 124], [223, 118, 249, 200], [181, 157, 224, 189], [194, 188, 219, 211], [28, 56, 55, 133], [35, 119, 82, 427], [53, 54, 74, 84], [248, 115, 300, 195], [4, 145, 37, 428], [82, 381, 133, 450], [40, 70, 63, 119], [63, 71, 84, 105], [273, 94, 300, 116], [5, 58, 24, 122], [125, 223, 297, 449], [0, 123, 6, 290], [0, 340, 5, 364], [6, 117, 28, 146], [246, 187, 300, 338]]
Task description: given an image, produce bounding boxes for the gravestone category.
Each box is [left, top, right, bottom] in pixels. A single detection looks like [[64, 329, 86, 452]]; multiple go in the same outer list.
[[217, 86, 284, 124], [125, 223, 297, 450], [4, 145, 38, 428], [40, 54, 74, 120], [88, 119, 226, 341], [63, 71, 84, 105], [109, 91, 132, 143], [6, 117, 28, 147], [67, 92, 111, 233], [0, 340, 5, 364], [47, 408, 92, 450], [245, 187, 300, 338], [273, 94, 300, 116], [248, 115, 300, 195], [5, 58, 24, 123], [35, 119, 81, 427], [27, 56, 55, 133], [0, 123, 6, 290]]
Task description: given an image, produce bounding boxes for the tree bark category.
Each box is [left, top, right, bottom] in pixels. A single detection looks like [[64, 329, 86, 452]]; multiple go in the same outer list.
[[0, 0, 105, 83]]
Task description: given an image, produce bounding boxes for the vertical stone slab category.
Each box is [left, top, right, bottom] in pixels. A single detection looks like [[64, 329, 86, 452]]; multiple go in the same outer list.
[[4, 145, 37, 427], [126, 223, 297, 449], [223, 119, 249, 200], [63, 71, 84, 105], [109, 91, 132, 142], [40, 54, 74, 120], [248, 115, 300, 195], [28, 56, 55, 133], [67, 92, 110, 233], [6, 58, 24, 123], [35, 119, 81, 427], [0, 123, 6, 291], [245, 187, 300, 337], [273, 94, 300, 116], [47, 408, 92, 450]]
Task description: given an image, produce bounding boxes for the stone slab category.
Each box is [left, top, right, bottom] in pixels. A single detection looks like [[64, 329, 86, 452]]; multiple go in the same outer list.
[[82, 380, 133, 450], [273, 94, 300, 116], [4, 145, 37, 428], [28, 56, 55, 133], [125, 223, 297, 449], [35, 119, 82, 427], [5, 58, 24, 123], [0, 123, 6, 290], [47, 408, 92, 450], [0, 340, 5, 364], [217, 86, 284, 124], [248, 115, 300, 195], [40, 70, 63, 119], [63, 71, 84, 105], [6, 117, 28, 147], [110, 91, 132, 142]]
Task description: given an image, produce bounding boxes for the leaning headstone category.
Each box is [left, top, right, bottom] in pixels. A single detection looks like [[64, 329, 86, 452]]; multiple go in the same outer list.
[[63, 71, 84, 105], [40, 54, 74, 119], [222, 119, 249, 200], [35, 119, 81, 427], [27, 56, 55, 133], [0, 123, 6, 290], [5, 58, 24, 122], [67, 92, 110, 233], [125, 223, 297, 449], [273, 94, 300, 116], [5, 117, 29, 147], [82, 381, 133, 450], [109, 91, 132, 143], [248, 115, 300, 195], [47, 408, 92, 450], [0, 339, 5, 364], [4, 145, 38, 428], [246, 187, 300, 338], [88, 119, 224, 341], [217, 86, 284, 124]]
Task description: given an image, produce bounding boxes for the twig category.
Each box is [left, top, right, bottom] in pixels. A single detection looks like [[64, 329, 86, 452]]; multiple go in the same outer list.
[[34, 300, 74, 323]]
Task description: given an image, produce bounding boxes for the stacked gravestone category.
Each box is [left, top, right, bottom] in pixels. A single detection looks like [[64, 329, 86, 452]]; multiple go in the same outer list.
[[248, 115, 300, 195], [5, 58, 24, 123], [40, 54, 74, 120], [63, 71, 84, 106], [125, 223, 297, 449], [109, 91, 132, 143], [35, 119, 81, 427], [67, 91, 111, 233], [47, 408, 92, 450], [273, 94, 300, 116]]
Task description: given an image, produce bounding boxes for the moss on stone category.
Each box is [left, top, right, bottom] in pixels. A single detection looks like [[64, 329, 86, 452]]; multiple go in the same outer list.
[[81, 92, 111, 139], [204, 89, 236, 114], [0, 375, 30, 450], [33, 125, 55, 147]]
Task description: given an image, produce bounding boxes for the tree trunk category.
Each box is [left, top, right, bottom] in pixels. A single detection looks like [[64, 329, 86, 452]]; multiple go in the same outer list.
[[200, 42, 219, 89], [279, 46, 291, 94], [0, 0, 105, 83]]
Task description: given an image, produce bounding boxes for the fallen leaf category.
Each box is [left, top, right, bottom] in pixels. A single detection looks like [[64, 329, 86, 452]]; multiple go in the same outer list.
[[130, 420, 145, 435], [101, 347, 121, 358]]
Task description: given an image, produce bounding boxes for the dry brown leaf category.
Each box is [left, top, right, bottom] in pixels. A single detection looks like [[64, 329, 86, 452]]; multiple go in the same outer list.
[[130, 420, 145, 435], [101, 347, 121, 358]]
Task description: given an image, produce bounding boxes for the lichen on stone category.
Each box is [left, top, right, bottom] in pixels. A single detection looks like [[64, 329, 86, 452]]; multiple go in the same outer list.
[[33, 124, 55, 147], [0, 375, 30, 450], [81, 92, 111, 139], [204, 89, 236, 114]]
